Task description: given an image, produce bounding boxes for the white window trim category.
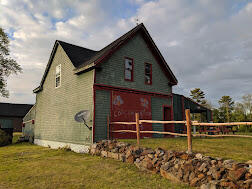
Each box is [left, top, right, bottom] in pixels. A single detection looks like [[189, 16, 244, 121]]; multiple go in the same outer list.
[[55, 64, 61, 88]]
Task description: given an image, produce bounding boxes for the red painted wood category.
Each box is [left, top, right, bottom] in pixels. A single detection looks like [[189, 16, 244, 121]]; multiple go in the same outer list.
[[93, 83, 172, 98], [111, 90, 152, 139], [163, 105, 174, 137]]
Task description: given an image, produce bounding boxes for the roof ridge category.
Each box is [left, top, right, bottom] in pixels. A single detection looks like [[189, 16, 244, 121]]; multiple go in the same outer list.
[[97, 23, 143, 52]]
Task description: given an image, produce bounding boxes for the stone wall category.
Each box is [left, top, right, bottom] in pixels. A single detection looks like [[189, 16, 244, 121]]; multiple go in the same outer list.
[[90, 140, 252, 189]]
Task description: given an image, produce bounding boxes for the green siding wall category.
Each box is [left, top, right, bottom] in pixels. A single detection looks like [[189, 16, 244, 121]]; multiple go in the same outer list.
[[172, 95, 185, 133], [151, 97, 171, 138], [96, 33, 172, 94], [0, 119, 13, 129], [23, 105, 36, 140], [35, 45, 94, 145], [94, 89, 110, 142]]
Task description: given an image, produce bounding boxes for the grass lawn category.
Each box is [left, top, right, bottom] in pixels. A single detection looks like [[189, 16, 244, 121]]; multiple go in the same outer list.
[[121, 136, 252, 162], [0, 134, 190, 189]]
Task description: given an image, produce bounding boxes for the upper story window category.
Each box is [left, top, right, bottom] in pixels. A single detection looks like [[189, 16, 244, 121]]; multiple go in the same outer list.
[[55, 64, 61, 88], [124, 57, 134, 81], [145, 63, 152, 85]]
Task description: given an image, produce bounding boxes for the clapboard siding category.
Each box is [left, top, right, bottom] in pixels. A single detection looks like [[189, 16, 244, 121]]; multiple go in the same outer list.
[[151, 97, 171, 138], [95, 33, 172, 94], [35, 45, 94, 145], [94, 89, 110, 142]]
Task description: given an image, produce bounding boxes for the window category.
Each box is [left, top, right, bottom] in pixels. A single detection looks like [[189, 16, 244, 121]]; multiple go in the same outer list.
[[145, 63, 152, 85], [124, 57, 133, 81], [55, 64, 61, 88]]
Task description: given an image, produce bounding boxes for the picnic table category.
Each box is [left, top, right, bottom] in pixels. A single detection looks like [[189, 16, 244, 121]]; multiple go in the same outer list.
[[199, 125, 237, 135]]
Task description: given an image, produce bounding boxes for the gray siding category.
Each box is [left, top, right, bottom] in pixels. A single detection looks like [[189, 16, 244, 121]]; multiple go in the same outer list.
[[94, 89, 111, 142], [96, 33, 172, 94], [151, 97, 171, 138]]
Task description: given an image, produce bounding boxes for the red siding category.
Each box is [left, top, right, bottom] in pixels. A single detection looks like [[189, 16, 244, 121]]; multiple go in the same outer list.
[[111, 90, 152, 139]]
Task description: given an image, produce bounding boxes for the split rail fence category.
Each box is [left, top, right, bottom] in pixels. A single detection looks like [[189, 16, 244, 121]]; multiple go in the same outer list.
[[107, 109, 252, 153]]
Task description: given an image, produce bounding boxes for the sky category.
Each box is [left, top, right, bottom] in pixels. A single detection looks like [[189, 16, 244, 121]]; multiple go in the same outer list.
[[0, 0, 252, 107]]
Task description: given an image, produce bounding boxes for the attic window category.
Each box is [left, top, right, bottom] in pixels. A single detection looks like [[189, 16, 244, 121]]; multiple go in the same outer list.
[[145, 63, 152, 85], [55, 64, 61, 88], [124, 57, 133, 81]]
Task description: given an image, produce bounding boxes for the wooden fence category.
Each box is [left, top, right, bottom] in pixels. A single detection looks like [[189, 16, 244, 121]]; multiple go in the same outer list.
[[107, 109, 252, 153]]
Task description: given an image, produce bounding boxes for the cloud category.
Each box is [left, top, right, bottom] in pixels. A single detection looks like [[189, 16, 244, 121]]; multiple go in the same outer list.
[[0, 0, 252, 107]]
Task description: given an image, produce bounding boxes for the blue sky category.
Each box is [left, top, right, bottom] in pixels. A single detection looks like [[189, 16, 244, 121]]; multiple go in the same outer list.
[[1, 0, 252, 107]]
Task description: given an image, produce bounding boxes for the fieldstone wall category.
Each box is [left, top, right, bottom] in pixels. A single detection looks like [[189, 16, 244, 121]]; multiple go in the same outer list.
[[90, 140, 252, 189]]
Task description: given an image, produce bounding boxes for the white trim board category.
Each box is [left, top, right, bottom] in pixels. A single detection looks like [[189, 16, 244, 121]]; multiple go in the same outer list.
[[34, 139, 90, 153]]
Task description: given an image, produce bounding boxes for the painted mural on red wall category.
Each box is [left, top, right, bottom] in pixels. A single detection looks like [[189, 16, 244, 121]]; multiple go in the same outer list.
[[111, 90, 152, 139]]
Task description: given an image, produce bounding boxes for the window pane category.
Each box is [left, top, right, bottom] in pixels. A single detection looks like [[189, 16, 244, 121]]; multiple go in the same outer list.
[[125, 59, 132, 70], [56, 76, 60, 87], [145, 63, 152, 84], [125, 69, 132, 80]]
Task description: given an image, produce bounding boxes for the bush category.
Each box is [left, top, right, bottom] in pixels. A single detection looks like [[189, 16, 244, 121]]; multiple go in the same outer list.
[[0, 129, 12, 147], [238, 125, 252, 132]]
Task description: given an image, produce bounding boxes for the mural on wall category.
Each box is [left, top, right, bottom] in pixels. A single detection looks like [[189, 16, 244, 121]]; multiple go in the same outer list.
[[111, 91, 152, 139]]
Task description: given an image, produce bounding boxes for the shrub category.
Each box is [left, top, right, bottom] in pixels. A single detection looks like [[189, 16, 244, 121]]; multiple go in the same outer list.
[[0, 129, 12, 147]]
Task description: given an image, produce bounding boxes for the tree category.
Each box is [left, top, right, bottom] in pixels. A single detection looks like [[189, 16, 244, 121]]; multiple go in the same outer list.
[[190, 88, 206, 105], [218, 96, 234, 122], [0, 28, 22, 98], [242, 94, 252, 121]]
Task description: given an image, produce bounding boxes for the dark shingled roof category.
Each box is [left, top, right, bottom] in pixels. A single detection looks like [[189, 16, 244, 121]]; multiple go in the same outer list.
[[0, 103, 33, 117], [57, 40, 97, 68]]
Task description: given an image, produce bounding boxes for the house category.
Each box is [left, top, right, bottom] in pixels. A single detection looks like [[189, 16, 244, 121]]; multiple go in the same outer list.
[[24, 23, 211, 152], [0, 103, 33, 142]]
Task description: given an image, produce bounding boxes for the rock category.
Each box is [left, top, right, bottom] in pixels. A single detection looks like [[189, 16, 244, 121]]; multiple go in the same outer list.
[[161, 162, 172, 171], [119, 154, 126, 162], [199, 163, 208, 172], [107, 152, 119, 159], [200, 183, 217, 189], [147, 154, 154, 159], [220, 181, 229, 187], [160, 169, 181, 183], [126, 154, 134, 164], [190, 177, 201, 186], [198, 173, 205, 180], [101, 151, 108, 158], [180, 153, 189, 160], [211, 160, 217, 165], [246, 160, 252, 165], [196, 153, 203, 159], [214, 168, 225, 180], [245, 173, 252, 180], [189, 172, 196, 181], [174, 164, 179, 170], [249, 168, 252, 174], [228, 167, 247, 181], [141, 148, 154, 156], [244, 179, 252, 184]]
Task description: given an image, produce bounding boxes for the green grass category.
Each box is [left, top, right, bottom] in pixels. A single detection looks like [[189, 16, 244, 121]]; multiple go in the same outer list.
[[0, 136, 190, 189], [121, 136, 252, 162]]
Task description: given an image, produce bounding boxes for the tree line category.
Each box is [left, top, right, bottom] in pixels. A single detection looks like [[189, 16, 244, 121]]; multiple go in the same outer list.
[[190, 88, 252, 132]]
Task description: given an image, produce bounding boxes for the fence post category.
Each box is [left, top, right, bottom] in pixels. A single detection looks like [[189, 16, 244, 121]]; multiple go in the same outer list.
[[136, 113, 140, 146], [185, 109, 192, 154], [107, 115, 110, 140]]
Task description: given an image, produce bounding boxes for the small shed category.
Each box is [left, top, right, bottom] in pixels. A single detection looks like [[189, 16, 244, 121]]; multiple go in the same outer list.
[[172, 93, 212, 133], [0, 103, 33, 132]]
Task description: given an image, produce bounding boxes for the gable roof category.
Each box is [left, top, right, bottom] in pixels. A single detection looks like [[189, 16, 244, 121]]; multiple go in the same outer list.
[[0, 103, 33, 117], [34, 23, 177, 93], [58, 40, 97, 68]]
